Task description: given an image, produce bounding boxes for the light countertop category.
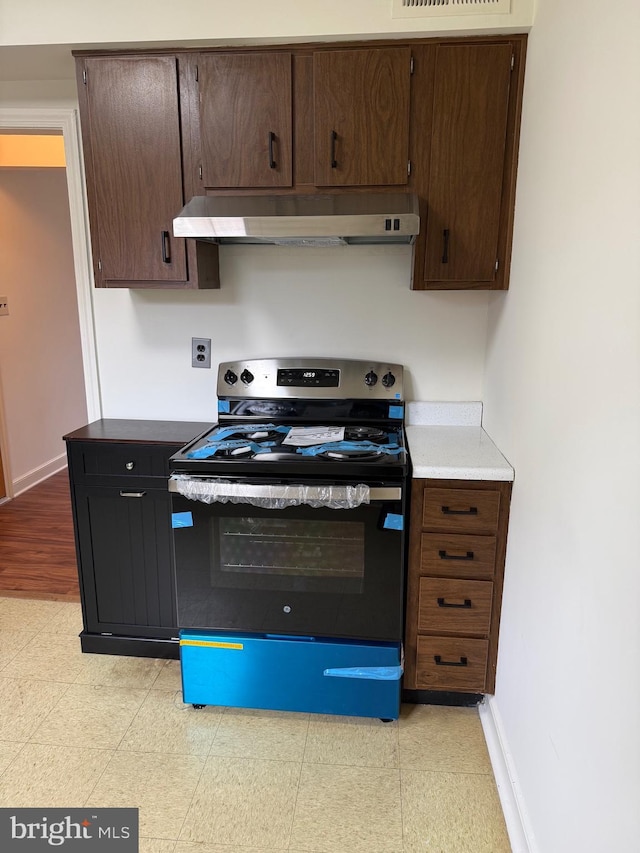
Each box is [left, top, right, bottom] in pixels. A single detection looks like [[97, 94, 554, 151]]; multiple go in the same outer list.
[[405, 403, 514, 481]]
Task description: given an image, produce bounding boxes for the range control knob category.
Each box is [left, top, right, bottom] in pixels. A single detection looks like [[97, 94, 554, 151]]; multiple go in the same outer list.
[[240, 369, 254, 385], [382, 372, 396, 388], [364, 371, 378, 387], [223, 369, 238, 385]]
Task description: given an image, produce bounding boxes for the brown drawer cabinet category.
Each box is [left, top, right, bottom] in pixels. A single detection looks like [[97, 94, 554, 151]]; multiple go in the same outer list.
[[405, 478, 512, 693]]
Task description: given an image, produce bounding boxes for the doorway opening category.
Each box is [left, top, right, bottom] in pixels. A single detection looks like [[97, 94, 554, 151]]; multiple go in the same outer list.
[[0, 109, 100, 499]]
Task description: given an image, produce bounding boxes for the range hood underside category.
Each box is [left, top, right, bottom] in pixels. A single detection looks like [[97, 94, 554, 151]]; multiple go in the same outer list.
[[173, 193, 420, 246]]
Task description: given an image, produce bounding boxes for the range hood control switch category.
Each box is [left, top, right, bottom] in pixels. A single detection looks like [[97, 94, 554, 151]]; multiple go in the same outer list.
[[241, 369, 255, 385], [382, 372, 396, 388], [365, 371, 378, 387]]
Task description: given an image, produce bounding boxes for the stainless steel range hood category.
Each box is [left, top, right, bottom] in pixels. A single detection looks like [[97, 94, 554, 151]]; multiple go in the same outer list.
[[173, 192, 420, 246]]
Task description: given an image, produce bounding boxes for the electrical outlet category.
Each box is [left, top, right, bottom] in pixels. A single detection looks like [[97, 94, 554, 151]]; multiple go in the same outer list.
[[191, 337, 211, 369], [0, 297, 8, 316]]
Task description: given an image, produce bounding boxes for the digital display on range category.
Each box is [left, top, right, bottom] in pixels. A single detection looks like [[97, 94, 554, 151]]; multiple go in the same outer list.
[[277, 368, 340, 387]]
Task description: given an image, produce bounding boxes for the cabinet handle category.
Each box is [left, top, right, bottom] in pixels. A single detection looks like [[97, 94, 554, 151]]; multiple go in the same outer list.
[[437, 597, 472, 609], [442, 228, 450, 264], [434, 655, 468, 667], [330, 130, 338, 168], [125, 461, 135, 470], [441, 506, 478, 516], [161, 230, 171, 264], [119, 491, 146, 498], [268, 131, 276, 169], [439, 549, 475, 561]]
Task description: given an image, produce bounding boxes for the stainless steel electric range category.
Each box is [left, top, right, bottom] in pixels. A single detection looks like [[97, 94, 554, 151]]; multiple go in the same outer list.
[[169, 357, 410, 720]]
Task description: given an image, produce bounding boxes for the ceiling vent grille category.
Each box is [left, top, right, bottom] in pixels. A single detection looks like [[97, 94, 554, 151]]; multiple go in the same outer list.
[[392, 0, 511, 18]]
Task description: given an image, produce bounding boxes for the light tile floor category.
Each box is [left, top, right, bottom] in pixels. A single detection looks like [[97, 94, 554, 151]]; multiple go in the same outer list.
[[0, 597, 511, 852]]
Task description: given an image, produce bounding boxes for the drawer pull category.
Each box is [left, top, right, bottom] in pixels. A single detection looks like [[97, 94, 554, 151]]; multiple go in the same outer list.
[[438, 549, 475, 561], [125, 461, 135, 470], [437, 597, 472, 609], [434, 655, 468, 667], [119, 490, 146, 498], [441, 505, 478, 516]]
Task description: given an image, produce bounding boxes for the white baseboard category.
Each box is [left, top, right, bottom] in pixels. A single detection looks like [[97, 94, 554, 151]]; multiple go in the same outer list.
[[12, 454, 67, 497], [480, 696, 538, 853]]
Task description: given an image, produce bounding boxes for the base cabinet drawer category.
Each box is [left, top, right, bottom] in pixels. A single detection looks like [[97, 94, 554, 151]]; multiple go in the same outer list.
[[420, 533, 496, 579], [415, 636, 488, 691], [423, 488, 500, 534], [418, 577, 493, 635]]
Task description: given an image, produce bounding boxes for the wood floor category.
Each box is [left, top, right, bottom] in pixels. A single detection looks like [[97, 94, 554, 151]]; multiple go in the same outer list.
[[0, 470, 80, 601]]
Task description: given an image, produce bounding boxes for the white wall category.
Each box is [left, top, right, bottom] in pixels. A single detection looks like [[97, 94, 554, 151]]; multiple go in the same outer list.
[[482, 1, 640, 851], [96, 246, 490, 421], [0, 0, 534, 47], [0, 168, 88, 488]]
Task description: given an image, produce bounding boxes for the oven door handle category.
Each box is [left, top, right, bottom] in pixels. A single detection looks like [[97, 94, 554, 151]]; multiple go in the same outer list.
[[168, 476, 401, 505]]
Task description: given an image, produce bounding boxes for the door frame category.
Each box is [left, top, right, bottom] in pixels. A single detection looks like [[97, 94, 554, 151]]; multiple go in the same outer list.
[[0, 108, 102, 497]]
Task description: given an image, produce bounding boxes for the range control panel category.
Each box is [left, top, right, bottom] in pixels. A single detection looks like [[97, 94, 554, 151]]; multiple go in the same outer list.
[[217, 358, 404, 400], [277, 368, 340, 388]]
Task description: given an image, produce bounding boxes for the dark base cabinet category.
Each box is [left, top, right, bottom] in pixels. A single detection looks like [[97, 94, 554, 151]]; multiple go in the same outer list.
[[74, 485, 178, 638], [65, 419, 211, 657]]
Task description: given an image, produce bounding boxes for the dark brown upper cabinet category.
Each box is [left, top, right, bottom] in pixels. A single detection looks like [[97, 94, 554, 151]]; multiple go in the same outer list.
[[76, 55, 218, 289], [312, 47, 412, 187], [75, 35, 526, 291], [410, 40, 525, 290], [196, 53, 293, 189]]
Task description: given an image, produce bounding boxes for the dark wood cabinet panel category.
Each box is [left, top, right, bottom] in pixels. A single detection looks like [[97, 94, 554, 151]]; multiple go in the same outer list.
[[80, 56, 187, 284], [313, 47, 411, 187], [77, 55, 219, 289], [423, 43, 513, 284], [197, 53, 293, 188]]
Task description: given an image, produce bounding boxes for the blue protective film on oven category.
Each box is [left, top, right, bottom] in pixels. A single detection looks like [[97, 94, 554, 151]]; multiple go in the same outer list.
[[296, 441, 402, 456], [388, 405, 404, 419], [217, 400, 230, 413], [204, 424, 290, 442], [186, 439, 275, 459], [323, 665, 403, 681], [172, 511, 193, 529], [383, 513, 404, 530]]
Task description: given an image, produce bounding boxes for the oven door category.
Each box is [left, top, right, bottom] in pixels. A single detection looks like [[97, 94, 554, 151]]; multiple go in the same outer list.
[[169, 476, 406, 642]]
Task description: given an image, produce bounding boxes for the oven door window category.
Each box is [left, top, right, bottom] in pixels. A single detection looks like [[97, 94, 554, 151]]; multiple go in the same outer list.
[[216, 516, 364, 594], [172, 495, 404, 642]]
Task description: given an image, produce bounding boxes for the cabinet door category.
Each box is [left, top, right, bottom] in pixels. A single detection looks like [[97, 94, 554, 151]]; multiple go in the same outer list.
[[81, 56, 188, 284], [313, 47, 411, 186], [74, 485, 177, 638], [424, 43, 512, 284], [197, 53, 292, 188]]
